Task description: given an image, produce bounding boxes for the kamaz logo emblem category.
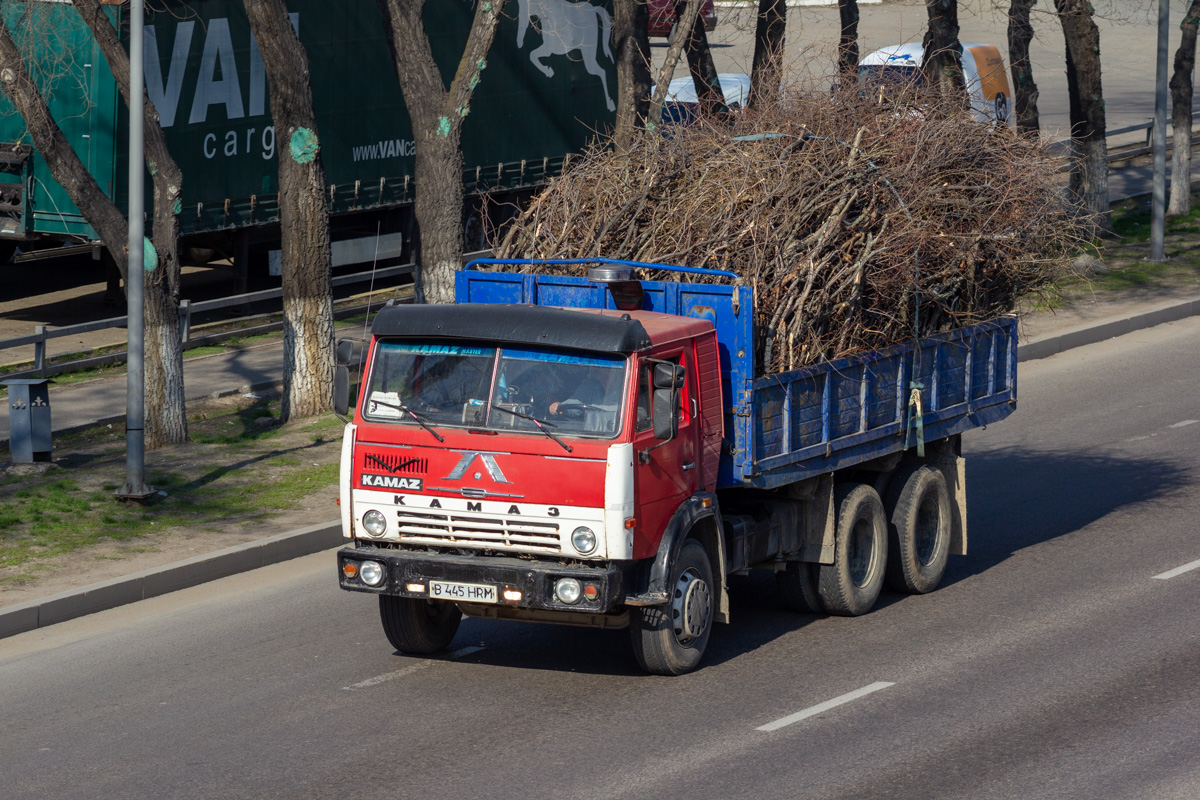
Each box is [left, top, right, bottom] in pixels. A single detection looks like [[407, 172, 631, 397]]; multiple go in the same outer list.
[[362, 474, 423, 490], [444, 451, 510, 483]]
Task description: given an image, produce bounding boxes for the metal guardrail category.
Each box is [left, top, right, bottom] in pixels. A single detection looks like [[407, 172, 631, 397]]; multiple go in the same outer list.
[[0, 262, 416, 380]]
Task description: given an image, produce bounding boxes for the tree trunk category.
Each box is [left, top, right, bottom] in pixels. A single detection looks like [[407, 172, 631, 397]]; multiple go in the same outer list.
[[1056, 0, 1109, 233], [376, 0, 506, 304], [750, 0, 786, 108], [244, 0, 335, 421], [922, 0, 966, 103], [838, 0, 860, 87], [614, 0, 651, 148], [674, 1, 728, 116], [1007, 0, 1040, 137], [1169, 0, 1200, 216], [75, 0, 188, 447], [648, 0, 701, 126]]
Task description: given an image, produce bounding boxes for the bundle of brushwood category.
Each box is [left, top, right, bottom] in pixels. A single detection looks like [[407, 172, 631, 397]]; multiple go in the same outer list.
[[495, 87, 1087, 373]]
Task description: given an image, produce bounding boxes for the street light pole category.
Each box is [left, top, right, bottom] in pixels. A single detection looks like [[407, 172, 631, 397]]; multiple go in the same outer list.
[[1149, 0, 1169, 262], [117, 0, 153, 501]]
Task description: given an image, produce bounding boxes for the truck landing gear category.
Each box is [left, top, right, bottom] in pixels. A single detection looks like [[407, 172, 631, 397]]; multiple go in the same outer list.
[[631, 539, 714, 676], [379, 596, 462, 654]]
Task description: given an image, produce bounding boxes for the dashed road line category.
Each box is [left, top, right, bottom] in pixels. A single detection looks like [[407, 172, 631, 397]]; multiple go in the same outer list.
[[756, 681, 895, 732], [1153, 558, 1200, 581], [342, 646, 485, 690], [1170, 420, 1198, 429]]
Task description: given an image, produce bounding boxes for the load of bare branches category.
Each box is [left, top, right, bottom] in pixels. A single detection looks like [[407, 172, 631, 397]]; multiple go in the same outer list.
[[495, 85, 1087, 373]]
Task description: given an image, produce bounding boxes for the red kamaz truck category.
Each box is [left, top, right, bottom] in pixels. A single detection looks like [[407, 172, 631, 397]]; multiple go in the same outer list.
[[334, 260, 1017, 675]]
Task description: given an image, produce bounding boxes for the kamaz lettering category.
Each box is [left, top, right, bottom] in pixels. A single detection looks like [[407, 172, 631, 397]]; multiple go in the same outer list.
[[361, 474, 422, 490]]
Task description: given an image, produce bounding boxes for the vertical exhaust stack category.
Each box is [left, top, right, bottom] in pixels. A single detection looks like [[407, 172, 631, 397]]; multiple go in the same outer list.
[[587, 266, 645, 311]]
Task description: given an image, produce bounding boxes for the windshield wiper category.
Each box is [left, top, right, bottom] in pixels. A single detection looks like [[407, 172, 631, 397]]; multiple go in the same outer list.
[[367, 399, 445, 442], [490, 405, 572, 453]]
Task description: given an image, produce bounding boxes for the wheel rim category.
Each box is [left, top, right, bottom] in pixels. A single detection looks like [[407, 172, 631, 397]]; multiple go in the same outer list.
[[914, 493, 941, 566], [848, 515, 876, 587], [672, 568, 712, 646]]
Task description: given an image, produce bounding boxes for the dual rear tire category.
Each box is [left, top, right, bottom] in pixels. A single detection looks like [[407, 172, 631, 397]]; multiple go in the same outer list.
[[777, 465, 953, 616]]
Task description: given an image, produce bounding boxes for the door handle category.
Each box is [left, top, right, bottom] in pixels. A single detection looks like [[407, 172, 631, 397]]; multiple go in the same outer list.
[[682, 461, 695, 472]]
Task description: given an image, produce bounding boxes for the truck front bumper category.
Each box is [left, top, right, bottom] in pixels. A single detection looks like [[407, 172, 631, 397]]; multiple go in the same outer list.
[[338, 544, 631, 614]]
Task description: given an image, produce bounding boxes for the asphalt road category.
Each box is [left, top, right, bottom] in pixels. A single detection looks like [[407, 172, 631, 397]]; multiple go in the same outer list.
[[3, 318, 1200, 799]]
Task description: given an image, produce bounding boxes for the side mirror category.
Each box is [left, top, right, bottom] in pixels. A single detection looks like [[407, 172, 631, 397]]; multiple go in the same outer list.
[[651, 362, 684, 441], [333, 338, 359, 418], [334, 365, 350, 417]]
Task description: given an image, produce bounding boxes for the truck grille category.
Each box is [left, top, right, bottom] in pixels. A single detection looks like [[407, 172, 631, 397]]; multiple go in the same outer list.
[[361, 451, 428, 475], [395, 509, 562, 555]]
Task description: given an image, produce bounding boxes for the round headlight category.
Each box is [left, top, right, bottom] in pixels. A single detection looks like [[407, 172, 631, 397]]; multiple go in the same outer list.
[[359, 560, 385, 587], [555, 577, 582, 605], [362, 509, 387, 537], [571, 526, 597, 555]]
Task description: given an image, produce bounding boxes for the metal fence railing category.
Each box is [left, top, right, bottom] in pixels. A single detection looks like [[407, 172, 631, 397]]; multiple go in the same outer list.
[[0, 262, 416, 381]]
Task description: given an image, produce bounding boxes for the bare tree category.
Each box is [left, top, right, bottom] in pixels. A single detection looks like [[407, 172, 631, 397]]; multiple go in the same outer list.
[[614, 0, 651, 147], [648, 0, 702, 125], [2, 2, 188, 447], [922, 0, 967, 102], [1169, 0, 1200, 216], [750, 0, 786, 108], [673, 0, 728, 116], [1007, 0, 1040, 137], [1055, 0, 1109, 232], [243, 0, 334, 420], [374, 0, 506, 304]]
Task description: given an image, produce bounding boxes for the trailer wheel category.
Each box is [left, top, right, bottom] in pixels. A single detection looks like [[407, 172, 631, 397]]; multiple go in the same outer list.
[[630, 539, 714, 676], [818, 484, 887, 616], [776, 560, 822, 613], [379, 596, 462, 654], [885, 464, 951, 594]]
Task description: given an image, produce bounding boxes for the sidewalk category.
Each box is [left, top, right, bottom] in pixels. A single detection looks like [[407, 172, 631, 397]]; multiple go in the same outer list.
[[4, 289, 1200, 639]]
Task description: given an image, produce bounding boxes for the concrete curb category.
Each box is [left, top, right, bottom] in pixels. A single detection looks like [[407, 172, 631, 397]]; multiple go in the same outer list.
[[5, 294, 1200, 640], [0, 520, 341, 639], [1019, 296, 1200, 362]]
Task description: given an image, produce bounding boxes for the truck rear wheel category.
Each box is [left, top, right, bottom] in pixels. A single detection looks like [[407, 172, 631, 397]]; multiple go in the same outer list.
[[630, 539, 714, 676], [776, 560, 822, 613], [818, 484, 887, 616], [885, 464, 951, 594], [379, 596, 462, 654]]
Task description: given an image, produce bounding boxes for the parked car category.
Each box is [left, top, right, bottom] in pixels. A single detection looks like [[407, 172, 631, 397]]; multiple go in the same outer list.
[[648, 0, 717, 38], [857, 42, 1012, 125], [658, 73, 750, 126]]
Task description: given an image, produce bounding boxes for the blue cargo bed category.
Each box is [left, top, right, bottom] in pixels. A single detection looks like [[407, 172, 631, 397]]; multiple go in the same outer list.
[[457, 263, 1016, 490]]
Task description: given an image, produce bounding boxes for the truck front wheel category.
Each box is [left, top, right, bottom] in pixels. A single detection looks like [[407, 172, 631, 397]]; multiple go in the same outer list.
[[818, 484, 888, 616], [631, 539, 714, 676], [379, 596, 462, 654], [885, 464, 951, 594]]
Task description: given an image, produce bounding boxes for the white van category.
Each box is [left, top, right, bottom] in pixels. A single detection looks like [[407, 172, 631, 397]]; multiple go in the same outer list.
[[858, 43, 1012, 125]]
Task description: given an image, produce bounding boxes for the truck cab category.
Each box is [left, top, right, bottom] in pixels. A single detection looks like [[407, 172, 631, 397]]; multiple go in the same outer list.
[[337, 275, 726, 674]]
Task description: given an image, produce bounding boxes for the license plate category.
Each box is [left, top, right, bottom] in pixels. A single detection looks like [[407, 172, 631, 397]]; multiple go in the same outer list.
[[429, 580, 497, 603]]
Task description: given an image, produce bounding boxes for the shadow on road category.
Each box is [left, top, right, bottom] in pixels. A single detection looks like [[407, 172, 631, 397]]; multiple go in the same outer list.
[[953, 445, 1194, 585]]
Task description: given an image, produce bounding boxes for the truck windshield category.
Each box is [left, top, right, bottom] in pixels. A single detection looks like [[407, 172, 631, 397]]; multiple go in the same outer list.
[[363, 341, 627, 439]]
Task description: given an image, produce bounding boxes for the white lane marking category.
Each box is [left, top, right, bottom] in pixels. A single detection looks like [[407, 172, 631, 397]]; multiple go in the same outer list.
[[1171, 420, 1199, 429], [756, 681, 895, 732], [1153, 559, 1200, 581], [342, 646, 484, 690]]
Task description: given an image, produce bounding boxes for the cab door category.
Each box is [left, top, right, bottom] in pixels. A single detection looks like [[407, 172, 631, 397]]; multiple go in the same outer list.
[[631, 347, 699, 559]]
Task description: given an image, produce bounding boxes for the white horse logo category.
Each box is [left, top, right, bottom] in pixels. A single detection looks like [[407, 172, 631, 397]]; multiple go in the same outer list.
[[516, 0, 616, 112]]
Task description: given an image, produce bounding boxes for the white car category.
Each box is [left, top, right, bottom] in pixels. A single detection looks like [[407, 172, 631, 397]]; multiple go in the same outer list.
[[858, 43, 1012, 125]]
